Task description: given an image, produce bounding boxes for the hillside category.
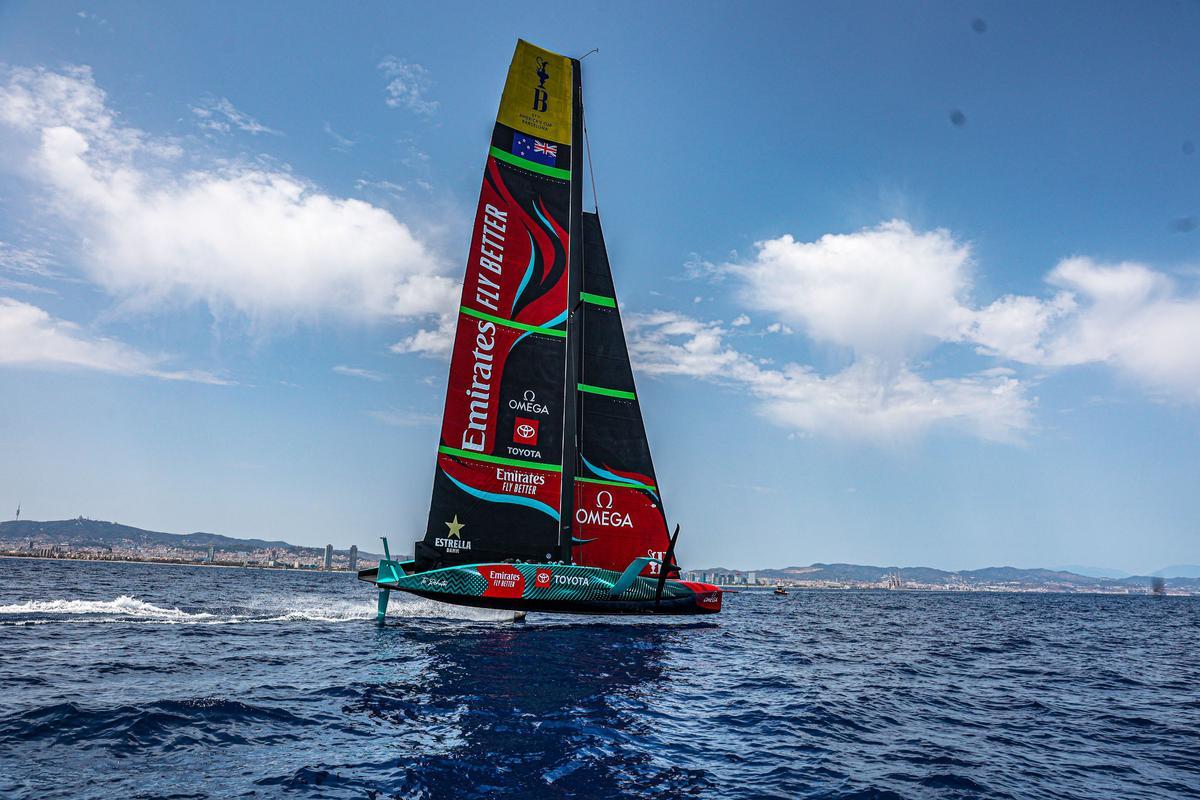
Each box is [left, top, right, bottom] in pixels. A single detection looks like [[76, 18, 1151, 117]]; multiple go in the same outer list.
[[698, 562, 1200, 591], [0, 517, 380, 559]]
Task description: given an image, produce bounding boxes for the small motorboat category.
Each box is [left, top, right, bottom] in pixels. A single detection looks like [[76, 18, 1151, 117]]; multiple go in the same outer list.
[[773, 587, 789, 596]]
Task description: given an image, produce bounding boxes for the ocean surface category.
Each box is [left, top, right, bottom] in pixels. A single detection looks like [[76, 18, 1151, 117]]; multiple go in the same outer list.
[[1, 559, 1197, 800]]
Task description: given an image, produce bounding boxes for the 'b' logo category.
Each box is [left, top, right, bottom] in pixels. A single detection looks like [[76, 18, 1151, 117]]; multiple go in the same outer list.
[[532, 88, 548, 112]]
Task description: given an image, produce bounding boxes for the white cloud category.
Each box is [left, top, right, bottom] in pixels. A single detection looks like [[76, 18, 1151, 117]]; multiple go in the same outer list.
[[0, 297, 226, 383], [367, 408, 438, 427], [626, 311, 1032, 442], [333, 364, 385, 382], [0, 65, 454, 331], [1038, 258, 1200, 399], [355, 177, 407, 197], [390, 312, 456, 358], [0, 242, 55, 276], [190, 97, 280, 136], [641, 221, 1199, 441], [323, 121, 355, 151], [0, 242, 64, 293], [731, 220, 974, 361], [714, 221, 1200, 418], [966, 292, 1073, 363], [0, 65, 175, 158], [964, 258, 1200, 400], [378, 58, 438, 116]]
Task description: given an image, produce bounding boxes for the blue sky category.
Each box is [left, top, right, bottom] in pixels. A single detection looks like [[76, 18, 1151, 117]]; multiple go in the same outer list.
[[1, 1, 1197, 573]]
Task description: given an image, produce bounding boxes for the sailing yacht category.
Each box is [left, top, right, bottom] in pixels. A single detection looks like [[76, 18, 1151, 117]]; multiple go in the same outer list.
[[359, 40, 722, 619]]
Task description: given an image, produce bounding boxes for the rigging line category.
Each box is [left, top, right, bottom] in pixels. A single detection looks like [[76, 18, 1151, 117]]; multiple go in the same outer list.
[[583, 109, 600, 214], [578, 47, 599, 60]]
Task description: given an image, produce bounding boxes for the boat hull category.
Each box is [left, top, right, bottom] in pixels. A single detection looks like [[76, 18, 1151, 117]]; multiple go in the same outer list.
[[359, 560, 722, 616]]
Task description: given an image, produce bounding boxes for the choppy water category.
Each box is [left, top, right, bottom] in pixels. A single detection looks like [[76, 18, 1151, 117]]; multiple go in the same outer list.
[[1, 559, 1197, 799]]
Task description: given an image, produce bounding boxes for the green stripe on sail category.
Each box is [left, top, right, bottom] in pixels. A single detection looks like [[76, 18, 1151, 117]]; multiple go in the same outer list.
[[460, 306, 566, 338], [576, 476, 657, 491], [489, 147, 572, 180], [580, 292, 616, 308], [438, 445, 563, 472], [577, 383, 636, 400]]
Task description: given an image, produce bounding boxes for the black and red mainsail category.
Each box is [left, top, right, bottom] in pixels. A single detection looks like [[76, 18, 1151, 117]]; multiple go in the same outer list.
[[417, 41, 668, 578]]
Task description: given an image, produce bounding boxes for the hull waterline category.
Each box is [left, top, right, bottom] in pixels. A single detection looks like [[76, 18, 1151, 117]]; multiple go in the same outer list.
[[360, 560, 722, 618]]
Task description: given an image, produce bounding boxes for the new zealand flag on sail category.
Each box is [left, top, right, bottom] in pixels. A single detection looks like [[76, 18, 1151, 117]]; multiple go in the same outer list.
[[512, 133, 559, 167]]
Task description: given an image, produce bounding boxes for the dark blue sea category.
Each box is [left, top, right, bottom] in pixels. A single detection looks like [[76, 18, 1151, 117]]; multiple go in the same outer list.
[[1, 559, 1197, 799]]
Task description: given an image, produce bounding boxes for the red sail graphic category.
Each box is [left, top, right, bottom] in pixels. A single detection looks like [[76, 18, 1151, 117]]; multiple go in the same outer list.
[[417, 41, 575, 570]]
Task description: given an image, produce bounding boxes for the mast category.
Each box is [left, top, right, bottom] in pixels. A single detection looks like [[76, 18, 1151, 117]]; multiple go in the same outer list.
[[557, 57, 585, 563]]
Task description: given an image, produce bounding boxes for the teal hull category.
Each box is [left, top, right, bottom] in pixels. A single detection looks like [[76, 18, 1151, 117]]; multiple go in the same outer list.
[[359, 559, 722, 617]]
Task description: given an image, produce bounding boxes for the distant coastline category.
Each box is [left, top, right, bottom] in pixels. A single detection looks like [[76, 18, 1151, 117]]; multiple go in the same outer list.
[[1, 554, 1194, 595], [0, 553, 359, 573], [0, 517, 392, 572], [2, 518, 1195, 595], [683, 563, 1197, 595]]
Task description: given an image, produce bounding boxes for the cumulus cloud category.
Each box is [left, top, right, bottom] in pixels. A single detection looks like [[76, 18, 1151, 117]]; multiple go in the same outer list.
[[390, 312, 456, 358], [730, 221, 974, 360], [650, 220, 1200, 441], [0, 64, 454, 330], [190, 97, 280, 136], [0, 297, 226, 383], [1035, 258, 1200, 399], [378, 57, 438, 115], [627, 311, 1032, 442]]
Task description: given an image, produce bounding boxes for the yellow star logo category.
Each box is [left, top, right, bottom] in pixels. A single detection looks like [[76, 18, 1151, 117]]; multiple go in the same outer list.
[[444, 515, 465, 539]]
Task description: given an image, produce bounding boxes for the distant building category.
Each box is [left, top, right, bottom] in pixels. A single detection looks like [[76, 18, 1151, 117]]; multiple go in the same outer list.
[[324, 544, 333, 570], [348, 545, 358, 572], [746, 571, 757, 586], [206, 544, 215, 563]]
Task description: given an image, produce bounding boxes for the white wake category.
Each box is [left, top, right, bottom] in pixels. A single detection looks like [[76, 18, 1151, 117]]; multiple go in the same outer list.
[[0, 595, 215, 621], [0, 594, 375, 624]]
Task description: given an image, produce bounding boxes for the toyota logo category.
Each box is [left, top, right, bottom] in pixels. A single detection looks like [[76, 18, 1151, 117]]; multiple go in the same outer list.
[[517, 424, 536, 438]]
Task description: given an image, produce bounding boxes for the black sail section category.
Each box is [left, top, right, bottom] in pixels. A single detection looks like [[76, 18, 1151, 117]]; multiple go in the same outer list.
[[571, 213, 671, 574], [416, 40, 577, 570]]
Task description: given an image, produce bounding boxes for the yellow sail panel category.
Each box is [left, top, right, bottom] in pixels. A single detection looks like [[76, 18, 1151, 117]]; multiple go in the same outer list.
[[497, 40, 573, 145]]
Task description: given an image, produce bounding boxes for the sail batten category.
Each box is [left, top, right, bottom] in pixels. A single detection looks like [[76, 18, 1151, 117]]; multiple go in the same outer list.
[[458, 306, 567, 337]]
